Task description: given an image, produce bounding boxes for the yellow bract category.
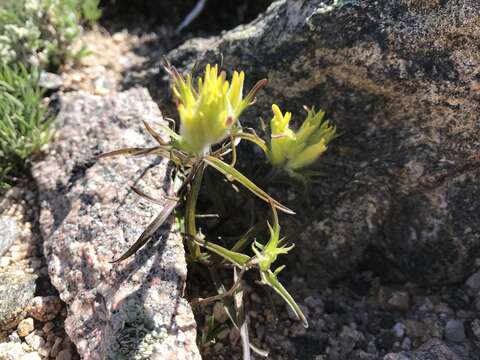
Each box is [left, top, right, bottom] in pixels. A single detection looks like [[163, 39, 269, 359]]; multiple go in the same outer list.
[[171, 64, 256, 155], [268, 104, 336, 171]]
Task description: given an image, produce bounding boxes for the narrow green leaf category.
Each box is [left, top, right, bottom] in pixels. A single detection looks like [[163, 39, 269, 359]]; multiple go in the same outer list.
[[192, 236, 251, 267], [232, 132, 268, 155], [97, 147, 149, 158], [143, 120, 169, 145], [97, 146, 171, 159], [129, 185, 164, 205], [111, 198, 178, 263], [262, 270, 308, 328], [230, 221, 265, 253]]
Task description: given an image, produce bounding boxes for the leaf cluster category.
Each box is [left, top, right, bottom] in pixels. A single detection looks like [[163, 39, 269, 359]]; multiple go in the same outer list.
[[0, 64, 51, 188], [0, 0, 101, 189]]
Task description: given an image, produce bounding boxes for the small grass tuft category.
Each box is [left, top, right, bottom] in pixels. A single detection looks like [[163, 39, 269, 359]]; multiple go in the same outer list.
[[0, 63, 51, 189]]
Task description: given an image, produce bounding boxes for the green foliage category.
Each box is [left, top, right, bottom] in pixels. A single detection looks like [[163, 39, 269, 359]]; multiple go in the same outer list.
[[0, 63, 51, 188], [80, 0, 102, 25], [0, 0, 101, 68], [101, 63, 337, 357], [0, 0, 100, 189], [267, 103, 336, 171]]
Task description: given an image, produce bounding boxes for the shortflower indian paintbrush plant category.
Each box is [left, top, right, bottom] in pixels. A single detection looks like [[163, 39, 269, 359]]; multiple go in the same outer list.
[[268, 104, 336, 171], [99, 62, 337, 358]]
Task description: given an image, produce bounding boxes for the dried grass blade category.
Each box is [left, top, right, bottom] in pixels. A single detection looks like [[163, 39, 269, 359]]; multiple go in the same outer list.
[[96, 147, 148, 159], [110, 199, 178, 263]]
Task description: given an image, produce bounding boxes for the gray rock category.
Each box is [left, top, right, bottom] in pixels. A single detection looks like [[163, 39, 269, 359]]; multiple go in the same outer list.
[[471, 318, 480, 341], [465, 271, 480, 293], [384, 338, 466, 360], [444, 319, 466, 343], [339, 325, 364, 355], [0, 216, 18, 256], [405, 320, 427, 340], [392, 323, 405, 338], [0, 272, 37, 331], [378, 288, 410, 311], [39, 71, 62, 90], [164, 0, 480, 286], [32, 89, 200, 359]]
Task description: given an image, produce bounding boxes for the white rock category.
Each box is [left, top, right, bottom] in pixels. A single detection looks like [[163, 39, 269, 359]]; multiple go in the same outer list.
[[20, 353, 41, 360], [0, 342, 25, 360], [24, 333, 45, 351]]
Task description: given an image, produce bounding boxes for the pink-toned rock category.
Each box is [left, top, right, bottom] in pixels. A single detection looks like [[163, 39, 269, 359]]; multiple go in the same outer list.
[[28, 296, 61, 322], [32, 89, 200, 359]]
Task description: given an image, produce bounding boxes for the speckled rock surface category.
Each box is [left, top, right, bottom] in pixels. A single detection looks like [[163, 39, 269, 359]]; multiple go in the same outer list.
[[0, 217, 18, 257], [384, 338, 468, 360], [0, 272, 37, 333], [164, 0, 480, 285], [32, 88, 200, 359]]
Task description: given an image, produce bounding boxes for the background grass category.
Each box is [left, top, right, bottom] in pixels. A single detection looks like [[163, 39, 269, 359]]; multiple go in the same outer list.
[[0, 0, 101, 190], [0, 64, 51, 189]]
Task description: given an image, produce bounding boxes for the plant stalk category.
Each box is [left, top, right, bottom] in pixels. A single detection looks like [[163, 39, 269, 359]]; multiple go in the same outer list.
[[185, 161, 206, 260]]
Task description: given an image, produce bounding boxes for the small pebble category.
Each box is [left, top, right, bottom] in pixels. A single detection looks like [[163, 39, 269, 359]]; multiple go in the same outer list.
[[17, 318, 34, 337], [0, 341, 25, 359], [401, 337, 411, 351], [250, 293, 262, 304], [37, 344, 51, 357], [216, 328, 229, 341], [56, 349, 72, 360], [21, 342, 32, 352], [405, 320, 427, 339], [212, 302, 228, 323], [8, 331, 21, 343], [20, 353, 41, 360], [42, 321, 55, 334], [24, 333, 45, 351], [0, 257, 11, 267], [304, 295, 323, 309], [444, 319, 466, 343], [393, 323, 405, 338], [388, 291, 410, 311], [46, 333, 56, 343], [465, 271, 480, 293], [435, 302, 453, 315], [50, 337, 63, 357]]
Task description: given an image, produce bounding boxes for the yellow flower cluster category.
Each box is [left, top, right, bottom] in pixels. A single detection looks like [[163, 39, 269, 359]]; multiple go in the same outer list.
[[268, 104, 336, 171], [172, 64, 260, 155]]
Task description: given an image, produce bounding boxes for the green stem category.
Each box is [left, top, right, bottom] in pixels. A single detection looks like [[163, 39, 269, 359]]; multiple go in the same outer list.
[[185, 162, 205, 260]]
